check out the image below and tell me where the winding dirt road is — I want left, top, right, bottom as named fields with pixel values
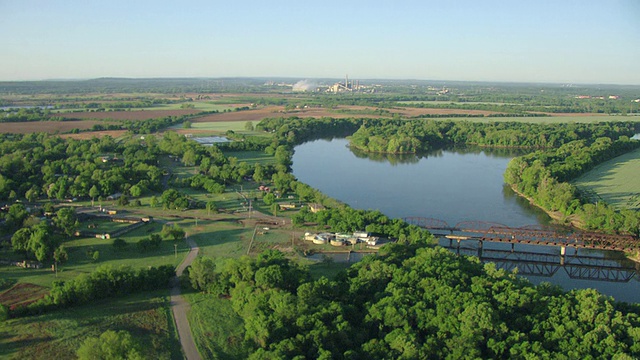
left=170, top=238, right=202, bottom=360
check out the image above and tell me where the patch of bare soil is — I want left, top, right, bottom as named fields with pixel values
left=0, top=283, right=49, bottom=308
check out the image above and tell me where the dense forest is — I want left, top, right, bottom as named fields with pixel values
left=346, top=119, right=638, bottom=154
left=189, top=245, right=640, bottom=359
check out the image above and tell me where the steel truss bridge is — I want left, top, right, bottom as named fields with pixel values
left=403, top=217, right=640, bottom=252
left=442, top=245, right=638, bottom=282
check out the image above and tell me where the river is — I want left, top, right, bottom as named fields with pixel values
left=292, top=138, right=640, bottom=303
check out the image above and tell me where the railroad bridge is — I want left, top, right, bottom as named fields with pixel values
left=403, top=217, right=640, bottom=253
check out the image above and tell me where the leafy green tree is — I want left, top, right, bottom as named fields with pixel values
left=53, top=207, right=79, bottom=237
left=162, top=224, right=185, bottom=242
left=182, top=149, right=197, bottom=166
left=113, top=238, right=127, bottom=251
left=263, top=192, right=275, bottom=206
left=89, top=185, right=100, bottom=206
left=25, top=187, right=39, bottom=203
left=245, top=121, right=254, bottom=131
left=117, top=195, right=129, bottom=206
left=271, top=172, right=296, bottom=195
left=53, top=245, right=68, bottom=264
left=11, top=227, right=32, bottom=253
left=76, top=330, right=143, bottom=360
left=5, top=203, right=29, bottom=230
left=189, top=256, right=216, bottom=292
left=206, top=200, right=217, bottom=215
left=253, top=163, right=265, bottom=183
left=129, top=185, right=142, bottom=198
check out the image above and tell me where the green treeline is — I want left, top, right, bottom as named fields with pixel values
left=293, top=206, right=432, bottom=244
left=190, top=247, right=640, bottom=359
left=346, top=119, right=637, bottom=153
left=8, top=264, right=175, bottom=317
left=257, top=116, right=362, bottom=145
left=504, top=136, right=640, bottom=235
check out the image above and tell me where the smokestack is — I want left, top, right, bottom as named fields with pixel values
left=346, top=74, right=349, bottom=89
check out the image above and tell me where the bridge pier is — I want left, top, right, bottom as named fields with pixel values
left=511, top=243, right=515, bottom=253
left=560, top=246, right=566, bottom=266
left=477, top=240, right=483, bottom=258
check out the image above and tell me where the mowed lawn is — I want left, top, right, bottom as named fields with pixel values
left=573, top=147, right=640, bottom=210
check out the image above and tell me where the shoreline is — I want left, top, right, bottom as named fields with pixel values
left=508, top=185, right=640, bottom=263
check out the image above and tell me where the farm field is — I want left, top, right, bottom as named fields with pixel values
left=0, top=290, right=181, bottom=360
left=170, top=121, right=253, bottom=134
left=222, top=150, right=276, bottom=165
left=572, top=147, right=640, bottom=210
left=141, top=103, right=235, bottom=112
left=0, top=120, right=121, bottom=134
left=53, top=109, right=201, bottom=120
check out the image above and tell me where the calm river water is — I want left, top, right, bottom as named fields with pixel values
left=292, top=138, right=640, bottom=303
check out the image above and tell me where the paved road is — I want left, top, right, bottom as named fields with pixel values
left=170, top=237, right=202, bottom=360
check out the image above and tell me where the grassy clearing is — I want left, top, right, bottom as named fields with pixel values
left=223, top=150, right=275, bottom=165
left=185, top=293, right=250, bottom=360
left=0, top=290, right=181, bottom=360
left=0, top=218, right=190, bottom=289
left=572, top=147, right=640, bottom=210
left=185, top=219, right=251, bottom=260
left=184, top=121, right=250, bottom=133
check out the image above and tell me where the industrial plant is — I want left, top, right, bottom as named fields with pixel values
left=327, top=75, right=365, bottom=93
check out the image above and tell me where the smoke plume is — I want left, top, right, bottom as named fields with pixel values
left=292, top=80, right=316, bottom=92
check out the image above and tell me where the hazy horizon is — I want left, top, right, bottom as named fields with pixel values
left=2, top=1, right=639, bottom=85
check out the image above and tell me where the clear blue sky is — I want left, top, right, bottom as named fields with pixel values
left=1, top=0, right=639, bottom=84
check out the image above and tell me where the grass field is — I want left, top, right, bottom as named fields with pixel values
left=572, top=147, right=640, bottom=210
left=175, top=121, right=252, bottom=133
left=142, top=103, right=235, bottom=112
left=0, top=219, right=190, bottom=288
left=0, top=290, right=181, bottom=360
left=222, top=150, right=275, bottom=165
left=185, top=293, right=250, bottom=359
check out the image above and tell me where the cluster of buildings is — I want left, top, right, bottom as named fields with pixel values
left=575, top=95, right=621, bottom=100
left=303, top=231, right=382, bottom=247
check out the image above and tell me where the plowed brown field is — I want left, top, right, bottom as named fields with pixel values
left=0, top=120, right=119, bottom=134
left=54, top=109, right=201, bottom=120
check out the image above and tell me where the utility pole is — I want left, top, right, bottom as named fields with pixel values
left=174, top=243, right=178, bottom=258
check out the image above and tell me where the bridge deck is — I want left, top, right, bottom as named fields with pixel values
left=404, top=217, right=640, bottom=252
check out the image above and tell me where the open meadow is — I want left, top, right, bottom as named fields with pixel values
left=0, top=215, right=190, bottom=288
left=0, top=290, right=181, bottom=360
left=573, top=147, right=640, bottom=210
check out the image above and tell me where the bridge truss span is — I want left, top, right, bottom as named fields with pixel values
left=406, top=216, right=640, bottom=252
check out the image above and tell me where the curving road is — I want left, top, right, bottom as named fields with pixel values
left=170, top=237, right=202, bottom=360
